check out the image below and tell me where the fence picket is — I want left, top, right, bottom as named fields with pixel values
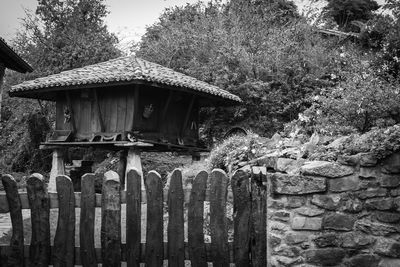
left=210, top=169, right=229, bottom=267
left=27, top=173, right=50, bottom=267
left=145, top=171, right=163, bottom=267
left=53, top=175, right=75, bottom=267
left=126, top=169, right=141, bottom=267
left=232, top=170, right=251, bottom=267
left=167, top=169, right=185, bottom=267
left=188, top=171, right=208, bottom=267
left=1, top=174, right=24, bottom=267
left=101, top=171, right=121, bottom=267
left=251, top=167, right=267, bottom=267
left=80, top=173, right=97, bottom=267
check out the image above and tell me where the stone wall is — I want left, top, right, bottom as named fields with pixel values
left=259, top=151, right=400, bottom=266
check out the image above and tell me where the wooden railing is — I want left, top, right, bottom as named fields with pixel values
left=0, top=167, right=267, bottom=266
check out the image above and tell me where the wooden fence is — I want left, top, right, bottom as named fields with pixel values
left=0, top=167, right=267, bottom=267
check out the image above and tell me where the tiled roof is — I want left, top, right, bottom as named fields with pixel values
left=10, top=56, right=241, bottom=103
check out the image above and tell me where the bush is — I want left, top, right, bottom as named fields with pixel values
left=207, top=133, right=264, bottom=173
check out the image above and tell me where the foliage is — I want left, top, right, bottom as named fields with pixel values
left=207, top=133, right=264, bottom=173
left=340, top=124, right=400, bottom=159
left=284, top=41, right=400, bottom=136
left=323, top=0, right=380, bottom=31
left=0, top=0, right=121, bottom=174
left=137, top=0, right=342, bottom=140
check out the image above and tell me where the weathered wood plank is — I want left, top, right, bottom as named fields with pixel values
left=109, top=95, right=118, bottom=133
left=1, top=174, right=24, bottom=267
left=132, top=86, right=139, bottom=131
left=116, top=93, right=127, bottom=132
left=101, top=171, right=121, bottom=267
left=188, top=171, right=208, bottom=267
left=251, top=167, right=267, bottom=267
left=145, top=171, right=163, bottom=267
left=167, top=169, right=185, bottom=267
left=126, top=169, right=141, bottom=267
left=180, top=95, right=196, bottom=137
left=80, top=173, right=97, bottom=267
left=210, top=169, right=229, bottom=267
left=125, top=90, right=135, bottom=131
left=93, top=90, right=104, bottom=132
left=27, top=173, right=50, bottom=267
left=231, top=170, right=251, bottom=266
left=53, top=175, right=75, bottom=267
left=65, top=92, right=76, bottom=133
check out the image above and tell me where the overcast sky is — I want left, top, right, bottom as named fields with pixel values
left=0, top=0, right=207, bottom=44
left=0, top=0, right=387, bottom=47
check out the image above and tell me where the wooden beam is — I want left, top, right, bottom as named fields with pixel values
left=159, top=91, right=173, bottom=132
left=0, top=64, right=5, bottom=122
left=180, top=95, right=196, bottom=137
left=93, top=89, right=105, bottom=132
left=132, top=85, right=139, bottom=131
left=65, top=92, right=76, bottom=133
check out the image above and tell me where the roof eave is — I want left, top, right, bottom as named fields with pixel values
left=0, top=39, right=33, bottom=73
left=9, top=79, right=242, bottom=106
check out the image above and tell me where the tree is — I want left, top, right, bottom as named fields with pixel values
left=0, top=0, right=121, bottom=173
left=137, top=0, right=340, bottom=140
left=15, top=0, right=121, bottom=77
left=323, top=0, right=380, bottom=31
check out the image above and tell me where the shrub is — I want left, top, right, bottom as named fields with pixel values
left=207, top=133, right=264, bottom=173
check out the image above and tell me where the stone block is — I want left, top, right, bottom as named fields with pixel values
left=270, top=233, right=282, bottom=248
left=272, top=256, right=302, bottom=266
left=341, top=197, right=363, bottom=213
left=355, top=219, right=399, bottom=236
left=375, top=239, right=400, bottom=258
left=276, top=158, right=305, bottom=175
left=284, top=232, right=309, bottom=245
left=291, top=216, right=323, bottom=231
left=375, top=211, right=400, bottom=224
left=346, top=254, right=380, bottom=267
left=301, top=161, right=354, bottom=178
left=358, top=188, right=387, bottom=199
left=270, top=221, right=289, bottom=234
left=382, top=152, right=400, bottom=174
left=311, top=194, right=341, bottom=211
left=313, top=233, right=340, bottom=248
left=286, top=196, right=306, bottom=208
left=271, top=210, right=291, bottom=222
left=271, top=173, right=326, bottom=195
left=337, top=154, right=360, bottom=166
left=254, top=154, right=278, bottom=169
left=304, top=248, right=346, bottom=266
left=323, top=213, right=356, bottom=231
left=329, top=175, right=360, bottom=192
left=294, top=207, right=325, bottom=217
left=365, top=198, right=394, bottom=210
left=381, top=174, right=400, bottom=188
left=341, top=232, right=375, bottom=249
left=360, top=153, right=379, bottom=167
left=390, top=189, right=400, bottom=197
left=360, top=166, right=381, bottom=179
left=274, top=245, right=301, bottom=257
left=379, top=258, right=400, bottom=267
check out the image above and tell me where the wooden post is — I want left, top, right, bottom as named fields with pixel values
left=125, top=148, right=144, bottom=191
left=0, top=63, right=5, bottom=122
left=48, top=149, right=65, bottom=192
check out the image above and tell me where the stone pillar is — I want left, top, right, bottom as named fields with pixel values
left=48, top=149, right=65, bottom=192
left=125, top=148, right=144, bottom=191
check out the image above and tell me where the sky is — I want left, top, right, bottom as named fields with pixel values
left=0, top=0, right=387, bottom=49
left=0, top=0, right=207, bottom=44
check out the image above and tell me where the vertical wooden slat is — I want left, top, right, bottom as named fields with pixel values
left=210, top=169, right=229, bottom=267
left=232, top=170, right=251, bottom=266
left=251, top=168, right=267, bottom=267
left=80, top=173, right=97, bottom=267
left=125, top=91, right=135, bottom=131
left=145, top=171, right=163, bottom=267
left=1, top=174, right=24, bottom=267
left=188, top=171, right=208, bottom=267
left=116, top=93, right=127, bottom=132
left=126, top=169, right=141, bottom=267
left=53, top=175, right=75, bottom=267
left=167, top=169, right=185, bottom=267
left=101, top=171, right=121, bottom=267
left=109, top=96, right=118, bottom=133
left=27, top=173, right=50, bottom=267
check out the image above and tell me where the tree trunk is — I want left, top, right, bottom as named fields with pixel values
left=0, top=64, right=5, bottom=122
